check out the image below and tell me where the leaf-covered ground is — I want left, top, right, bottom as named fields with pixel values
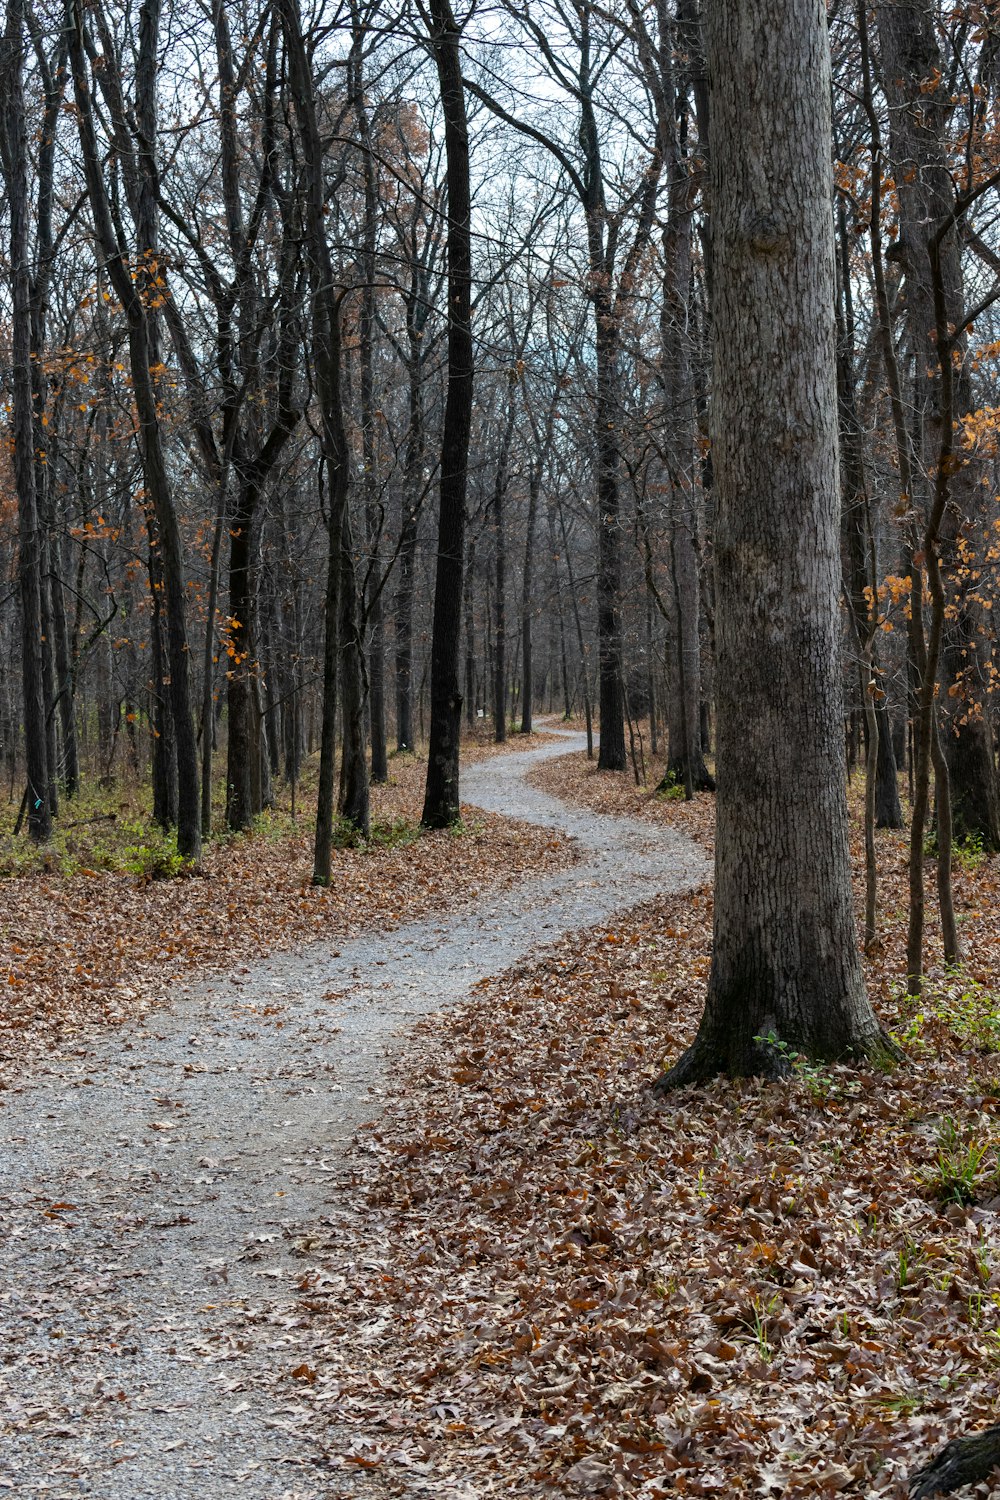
left=288, top=749, right=1000, bottom=1497
left=0, top=737, right=573, bottom=1076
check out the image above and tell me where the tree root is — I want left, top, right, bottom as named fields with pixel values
left=652, top=1023, right=902, bottom=1096
left=910, top=1424, right=1000, bottom=1497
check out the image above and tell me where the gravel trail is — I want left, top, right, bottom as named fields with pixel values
left=0, top=730, right=709, bottom=1499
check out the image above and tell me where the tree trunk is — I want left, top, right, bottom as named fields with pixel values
left=394, top=491, right=419, bottom=751
left=593, top=292, right=626, bottom=772
left=338, top=503, right=369, bottom=832
left=660, top=74, right=713, bottom=794
left=278, top=0, right=367, bottom=863
left=352, top=29, right=387, bottom=785
left=0, top=0, right=50, bottom=841
left=313, top=470, right=341, bottom=883
left=69, top=0, right=201, bottom=859
left=492, top=387, right=516, bottom=743
left=657, top=0, right=896, bottom=1089
left=911, top=1425, right=1000, bottom=1499
left=148, top=543, right=177, bottom=831
left=520, top=460, right=540, bottom=734
left=421, top=0, right=473, bottom=828
left=878, top=0, right=1000, bottom=850
left=225, top=482, right=256, bottom=832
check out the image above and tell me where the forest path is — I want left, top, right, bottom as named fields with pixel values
left=0, top=727, right=709, bottom=1499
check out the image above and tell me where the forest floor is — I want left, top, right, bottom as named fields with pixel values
left=0, top=725, right=707, bottom=1498
left=3, top=729, right=1000, bottom=1497
left=283, top=743, right=1000, bottom=1499
left=0, top=727, right=573, bottom=1075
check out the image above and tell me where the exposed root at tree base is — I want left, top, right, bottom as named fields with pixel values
left=652, top=1023, right=903, bottom=1095
left=910, top=1424, right=1000, bottom=1497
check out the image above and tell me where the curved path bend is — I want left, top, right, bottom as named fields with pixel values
left=0, top=728, right=709, bottom=1499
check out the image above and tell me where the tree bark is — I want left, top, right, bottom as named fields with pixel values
left=492, top=382, right=517, bottom=743
left=0, top=0, right=50, bottom=841
left=657, top=0, right=896, bottom=1089
left=69, top=0, right=201, bottom=859
left=278, top=0, right=368, bottom=863
left=421, top=0, right=473, bottom=827
left=878, top=0, right=1000, bottom=851
left=910, top=1424, right=1000, bottom=1498
left=520, top=459, right=541, bottom=734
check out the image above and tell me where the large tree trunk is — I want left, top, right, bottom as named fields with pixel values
left=658, top=0, right=896, bottom=1090
left=421, top=0, right=473, bottom=828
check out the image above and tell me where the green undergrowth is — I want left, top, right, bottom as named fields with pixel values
left=0, top=769, right=311, bottom=880
left=892, top=969, right=1000, bottom=1054
left=656, top=768, right=686, bottom=801
left=331, top=813, right=421, bottom=851
left=0, top=748, right=486, bottom=877
left=921, top=1115, right=1000, bottom=1206
left=922, top=828, right=988, bottom=872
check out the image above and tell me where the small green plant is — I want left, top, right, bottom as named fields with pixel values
left=918, top=824, right=985, bottom=865
left=367, top=816, right=421, bottom=850
left=753, top=1031, right=834, bottom=1099
left=741, top=1293, right=780, bottom=1363
left=953, top=830, right=986, bottom=872
left=656, top=769, right=685, bottom=801
left=897, top=1235, right=926, bottom=1290
left=873, top=1389, right=923, bottom=1416
left=974, top=1234, right=992, bottom=1284
left=446, top=816, right=485, bottom=839
left=121, top=826, right=191, bottom=880
left=923, top=1115, right=995, bottom=1205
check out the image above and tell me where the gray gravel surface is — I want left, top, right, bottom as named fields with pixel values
left=0, top=729, right=709, bottom=1499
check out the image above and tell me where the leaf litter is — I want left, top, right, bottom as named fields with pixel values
left=281, top=746, right=1000, bottom=1498
left=0, top=743, right=573, bottom=1079
left=4, top=731, right=1000, bottom=1496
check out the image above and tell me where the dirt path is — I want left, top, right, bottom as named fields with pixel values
left=0, top=729, right=709, bottom=1499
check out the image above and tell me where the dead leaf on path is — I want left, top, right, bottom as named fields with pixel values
left=563, top=1455, right=614, bottom=1491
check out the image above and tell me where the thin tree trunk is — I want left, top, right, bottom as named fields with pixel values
left=278, top=0, right=368, bottom=861
left=421, top=0, right=473, bottom=827
left=69, top=0, right=201, bottom=858
left=0, top=0, right=49, bottom=841
left=520, top=462, right=540, bottom=735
